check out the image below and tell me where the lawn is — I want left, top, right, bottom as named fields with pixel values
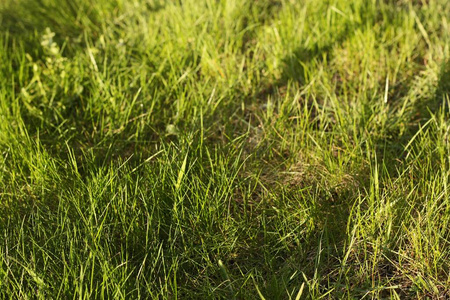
left=0, top=0, right=449, bottom=298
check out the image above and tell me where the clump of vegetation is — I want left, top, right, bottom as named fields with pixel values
left=0, top=0, right=449, bottom=298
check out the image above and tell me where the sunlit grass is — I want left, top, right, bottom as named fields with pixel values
left=0, top=0, right=449, bottom=298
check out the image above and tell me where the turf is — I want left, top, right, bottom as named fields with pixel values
left=0, top=0, right=449, bottom=298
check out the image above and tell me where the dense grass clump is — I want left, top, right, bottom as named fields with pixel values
left=0, top=0, right=449, bottom=298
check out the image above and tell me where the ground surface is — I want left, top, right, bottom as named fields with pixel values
left=0, top=0, right=449, bottom=298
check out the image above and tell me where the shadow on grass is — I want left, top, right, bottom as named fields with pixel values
left=240, top=10, right=450, bottom=296
left=429, top=60, right=450, bottom=114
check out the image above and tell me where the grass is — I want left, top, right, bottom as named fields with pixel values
left=0, top=0, right=449, bottom=298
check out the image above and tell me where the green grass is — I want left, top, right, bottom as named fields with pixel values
left=0, top=0, right=449, bottom=298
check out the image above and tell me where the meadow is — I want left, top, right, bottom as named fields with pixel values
left=0, top=0, right=449, bottom=298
